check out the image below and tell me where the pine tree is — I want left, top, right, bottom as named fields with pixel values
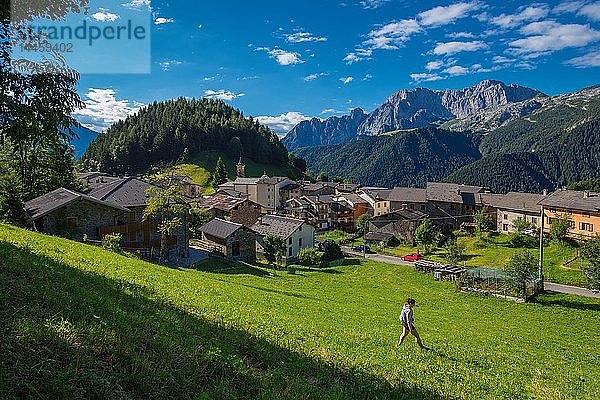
left=212, top=157, right=228, bottom=188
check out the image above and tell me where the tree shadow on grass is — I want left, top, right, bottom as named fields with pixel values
left=536, top=293, right=600, bottom=312
left=192, top=258, right=270, bottom=277
left=0, top=242, right=449, bottom=400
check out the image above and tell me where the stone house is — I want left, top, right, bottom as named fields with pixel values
left=368, top=208, right=428, bottom=245
left=218, top=174, right=293, bottom=212
left=26, top=187, right=130, bottom=241
left=198, top=218, right=256, bottom=262
left=251, top=214, right=315, bottom=260
left=358, top=188, right=392, bottom=217
left=200, top=193, right=261, bottom=227
left=425, top=182, right=491, bottom=232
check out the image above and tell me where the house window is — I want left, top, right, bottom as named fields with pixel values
left=289, top=237, right=292, bottom=245
left=503, top=214, right=508, bottom=220
left=299, top=238, right=303, bottom=247
left=503, top=224, right=509, bottom=231
left=129, top=230, right=136, bottom=242
left=288, top=247, right=293, bottom=256
left=583, top=212, right=590, bottom=218
left=421, top=205, right=426, bottom=211
left=580, top=222, right=594, bottom=232
left=569, top=220, right=575, bottom=229
left=299, top=224, right=302, bottom=231
left=129, top=212, right=136, bottom=222
left=67, top=217, right=77, bottom=228
left=531, top=217, right=538, bottom=225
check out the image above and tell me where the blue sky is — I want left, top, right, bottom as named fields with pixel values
left=71, top=0, right=600, bottom=135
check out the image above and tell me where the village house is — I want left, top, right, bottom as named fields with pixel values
left=367, top=208, right=428, bottom=245
left=387, top=187, right=428, bottom=213
left=333, top=193, right=371, bottom=221
left=251, top=214, right=315, bottom=260
left=539, top=190, right=600, bottom=240
left=218, top=174, right=293, bottom=212
left=425, top=182, right=491, bottom=232
left=358, top=188, right=392, bottom=217
left=200, top=192, right=261, bottom=227
left=483, top=192, right=546, bottom=234
left=27, top=176, right=190, bottom=259
left=197, top=218, right=256, bottom=262
left=26, top=187, right=130, bottom=241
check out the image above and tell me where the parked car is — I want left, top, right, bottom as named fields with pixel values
left=351, top=244, right=373, bottom=254
left=401, top=252, right=422, bottom=262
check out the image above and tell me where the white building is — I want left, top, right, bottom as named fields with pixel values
left=251, top=214, right=315, bottom=260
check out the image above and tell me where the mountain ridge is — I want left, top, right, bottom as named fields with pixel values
left=283, top=80, right=545, bottom=149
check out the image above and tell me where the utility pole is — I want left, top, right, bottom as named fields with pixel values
left=539, top=205, right=545, bottom=291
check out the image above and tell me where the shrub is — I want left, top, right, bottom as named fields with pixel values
left=415, top=219, right=440, bottom=254
left=549, top=214, right=572, bottom=244
left=102, top=233, right=122, bottom=252
left=287, top=265, right=297, bottom=275
left=298, top=247, right=321, bottom=267
left=505, top=250, right=537, bottom=300
left=321, top=240, right=343, bottom=262
left=581, top=236, right=600, bottom=291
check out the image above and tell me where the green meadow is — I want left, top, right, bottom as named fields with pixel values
left=1, top=224, right=599, bottom=399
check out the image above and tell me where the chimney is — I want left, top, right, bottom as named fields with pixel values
left=542, top=189, right=548, bottom=196
left=583, top=191, right=590, bottom=199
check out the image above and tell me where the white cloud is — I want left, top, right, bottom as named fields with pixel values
left=74, top=88, right=144, bottom=132
left=418, top=2, right=482, bottom=26
left=159, top=60, right=182, bottom=71
left=566, top=50, right=600, bottom=67
left=91, top=10, right=119, bottom=22
left=304, top=72, right=328, bottom=81
left=321, top=108, right=344, bottom=114
left=553, top=1, right=587, bottom=14
left=446, top=31, right=476, bottom=39
left=255, top=112, right=312, bottom=136
left=154, top=17, right=174, bottom=25
left=491, top=5, right=550, bottom=28
left=579, top=2, right=600, bottom=21
left=343, top=48, right=372, bottom=64
left=410, top=73, right=443, bottom=83
left=122, top=0, right=150, bottom=10
left=510, top=21, right=600, bottom=56
left=425, top=60, right=444, bottom=70
left=443, top=65, right=469, bottom=75
left=203, top=90, right=245, bottom=101
left=366, top=19, right=421, bottom=50
left=340, top=76, right=354, bottom=84
left=286, top=32, right=327, bottom=43
left=492, top=55, right=515, bottom=64
left=363, top=73, right=374, bottom=80
left=256, top=47, right=304, bottom=65
left=360, top=0, right=390, bottom=9
left=433, top=40, right=488, bottom=55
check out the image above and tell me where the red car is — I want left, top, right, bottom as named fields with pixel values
left=401, top=252, right=422, bottom=262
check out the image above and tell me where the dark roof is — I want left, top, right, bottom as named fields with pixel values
left=335, top=183, right=361, bottom=192
left=25, top=188, right=129, bottom=220
left=280, top=182, right=302, bottom=191
left=337, top=194, right=369, bottom=205
left=302, top=182, right=336, bottom=192
left=372, top=208, right=428, bottom=221
left=217, top=188, right=249, bottom=198
left=231, top=177, right=261, bottom=185
left=199, top=218, right=244, bottom=240
left=426, top=182, right=489, bottom=205
left=363, top=188, right=392, bottom=201
left=486, top=192, right=546, bottom=214
left=365, top=232, right=395, bottom=241
left=251, top=215, right=305, bottom=239
left=202, top=193, right=257, bottom=212
left=258, top=176, right=290, bottom=185
left=88, top=177, right=152, bottom=207
left=387, top=187, right=427, bottom=203
left=538, top=190, right=600, bottom=212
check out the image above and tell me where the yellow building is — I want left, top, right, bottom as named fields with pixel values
left=539, top=190, right=600, bottom=240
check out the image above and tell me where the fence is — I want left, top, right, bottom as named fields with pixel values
left=456, top=267, right=543, bottom=302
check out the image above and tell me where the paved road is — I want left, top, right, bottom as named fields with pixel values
left=344, top=247, right=600, bottom=299
left=544, top=282, right=600, bottom=298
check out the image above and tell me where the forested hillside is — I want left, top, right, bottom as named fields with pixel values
left=81, top=98, right=292, bottom=174
left=447, top=99, right=600, bottom=192
left=295, top=128, right=481, bottom=187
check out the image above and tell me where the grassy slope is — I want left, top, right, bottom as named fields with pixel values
left=381, top=234, right=585, bottom=287
left=172, top=150, right=299, bottom=195
left=1, top=225, right=600, bottom=399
